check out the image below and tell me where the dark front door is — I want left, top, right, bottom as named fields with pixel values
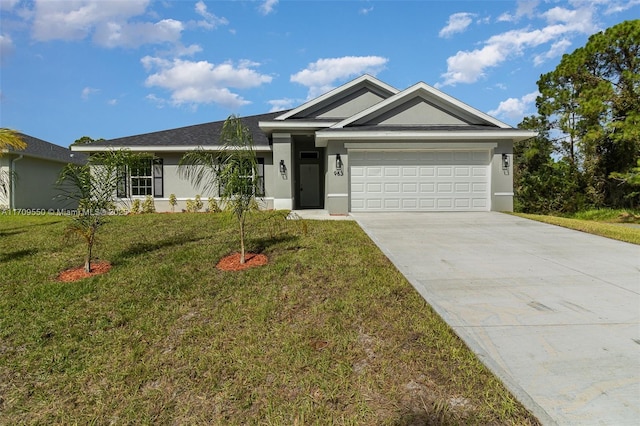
left=296, top=148, right=324, bottom=209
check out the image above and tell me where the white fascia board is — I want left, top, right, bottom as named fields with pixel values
left=71, top=145, right=273, bottom=153
left=332, top=82, right=513, bottom=129
left=258, top=120, right=336, bottom=133
left=345, top=142, right=498, bottom=151
left=317, top=129, right=537, bottom=143
left=274, top=74, right=399, bottom=121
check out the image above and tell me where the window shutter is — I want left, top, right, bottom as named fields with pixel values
left=153, top=158, right=163, bottom=198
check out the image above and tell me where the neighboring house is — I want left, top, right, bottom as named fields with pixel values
left=0, top=134, right=87, bottom=210
left=72, top=75, right=536, bottom=214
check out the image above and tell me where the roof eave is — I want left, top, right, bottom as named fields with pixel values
left=315, top=130, right=537, bottom=143
left=258, top=120, right=337, bottom=134
left=71, top=145, right=273, bottom=153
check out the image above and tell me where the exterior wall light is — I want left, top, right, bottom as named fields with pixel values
left=279, top=159, right=287, bottom=175
left=502, top=153, right=509, bottom=170
left=334, top=153, right=344, bottom=176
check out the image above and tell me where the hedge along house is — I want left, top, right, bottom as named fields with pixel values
left=72, top=75, right=536, bottom=214
left=1, top=134, right=87, bottom=210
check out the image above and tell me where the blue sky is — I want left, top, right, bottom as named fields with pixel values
left=1, top=0, right=639, bottom=147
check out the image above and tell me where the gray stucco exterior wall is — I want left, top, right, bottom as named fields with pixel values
left=325, top=141, right=349, bottom=215
left=11, top=156, right=73, bottom=210
left=272, top=133, right=293, bottom=210
left=491, top=140, right=514, bottom=212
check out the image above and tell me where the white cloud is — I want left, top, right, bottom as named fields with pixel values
left=439, top=3, right=600, bottom=87
left=533, top=38, right=572, bottom=66
left=267, top=98, right=296, bottom=113
left=291, top=56, right=388, bottom=99
left=359, top=6, right=374, bottom=15
left=81, top=86, right=99, bottom=100
left=0, top=34, right=14, bottom=61
left=194, top=1, right=228, bottom=29
left=93, top=18, right=183, bottom=48
left=498, top=0, right=539, bottom=22
left=439, top=12, right=475, bottom=38
left=602, top=0, right=640, bottom=14
left=489, top=91, right=539, bottom=121
left=31, top=0, right=150, bottom=42
left=142, top=57, right=272, bottom=109
left=107, top=98, right=118, bottom=106
left=259, top=0, right=278, bottom=16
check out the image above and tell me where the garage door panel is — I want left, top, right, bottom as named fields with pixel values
left=367, top=167, right=383, bottom=177
left=438, top=167, right=453, bottom=177
left=455, top=183, right=470, bottom=193
left=350, top=150, right=489, bottom=212
left=437, top=182, right=453, bottom=193
left=384, top=167, right=400, bottom=177
left=366, top=183, right=382, bottom=193
left=420, top=167, right=435, bottom=176
left=455, top=198, right=471, bottom=208
left=402, top=183, right=418, bottom=193
left=419, top=199, right=436, bottom=209
left=402, top=167, right=418, bottom=177
left=472, top=167, right=487, bottom=177
left=384, top=183, right=400, bottom=193
left=420, top=183, right=435, bottom=193
left=401, top=199, right=418, bottom=209
left=385, top=199, right=401, bottom=209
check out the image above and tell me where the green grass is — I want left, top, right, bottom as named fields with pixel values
left=514, top=209, right=640, bottom=245
left=1, top=212, right=539, bottom=425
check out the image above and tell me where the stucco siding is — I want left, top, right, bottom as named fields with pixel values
left=324, top=141, right=349, bottom=214
left=371, top=98, right=468, bottom=126
left=491, top=140, right=514, bottom=211
left=120, top=152, right=275, bottom=213
left=13, top=156, right=72, bottom=209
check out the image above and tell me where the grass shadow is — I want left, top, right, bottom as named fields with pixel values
left=0, top=248, right=39, bottom=263
left=0, top=229, right=26, bottom=238
left=249, top=234, right=300, bottom=254
left=113, top=234, right=208, bottom=264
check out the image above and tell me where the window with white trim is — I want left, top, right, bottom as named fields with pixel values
left=217, top=157, right=264, bottom=197
left=117, top=158, right=163, bottom=198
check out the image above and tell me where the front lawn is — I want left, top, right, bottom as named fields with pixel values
left=514, top=210, right=640, bottom=245
left=0, top=212, right=538, bottom=424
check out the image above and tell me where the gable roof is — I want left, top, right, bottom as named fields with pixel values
left=72, top=111, right=285, bottom=152
left=332, top=82, right=511, bottom=129
left=6, top=134, right=87, bottom=164
left=275, top=74, right=398, bottom=121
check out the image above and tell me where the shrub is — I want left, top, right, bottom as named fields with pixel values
left=142, top=195, right=155, bottom=214
left=208, top=197, right=221, bottom=213
left=130, top=198, right=141, bottom=214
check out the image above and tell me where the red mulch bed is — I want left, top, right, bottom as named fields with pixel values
left=216, top=252, right=268, bottom=271
left=57, top=261, right=112, bottom=282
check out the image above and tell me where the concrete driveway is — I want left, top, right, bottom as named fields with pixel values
left=352, top=212, right=640, bottom=426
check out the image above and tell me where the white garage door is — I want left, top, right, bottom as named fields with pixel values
left=350, top=150, right=490, bottom=212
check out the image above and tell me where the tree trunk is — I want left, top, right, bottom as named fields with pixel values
left=85, top=234, right=94, bottom=273
left=239, top=216, right=245, bottom=264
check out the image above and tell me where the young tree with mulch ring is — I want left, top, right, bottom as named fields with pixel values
left=179, top=115, right=260, bottom=264
left=57, top=149, right=150, bottom=273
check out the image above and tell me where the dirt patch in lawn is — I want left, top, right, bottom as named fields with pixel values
left=57, top=261, right=112, bottom=282
left=216, top=252, right=268, bottom=271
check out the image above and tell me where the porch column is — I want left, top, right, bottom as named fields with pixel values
left=325, top=141, right=349, bottom=215
left=272, top=133, right=293, bottom=210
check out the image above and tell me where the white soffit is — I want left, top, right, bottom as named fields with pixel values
left=345, top=142, right=498, bottom=151
left=316, top=129, right=537, bottom=143
left=332, top=82, right=513, bottom=129
left=275, top=74, right=399, bottom=121
left=71, top=145, right=273, bottom=152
